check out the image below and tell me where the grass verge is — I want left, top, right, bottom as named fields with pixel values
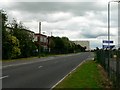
left=54, top=60, right=112, bottom=89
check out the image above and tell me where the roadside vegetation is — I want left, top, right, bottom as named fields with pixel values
left=1, top=10, right=86, bottom=60
left=54, top=60, right=112, bottom=89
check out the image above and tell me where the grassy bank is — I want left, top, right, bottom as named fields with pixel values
left=54, top=60, right=112, bottom=89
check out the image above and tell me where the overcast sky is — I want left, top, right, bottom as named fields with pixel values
left=0, top=0, right=119, bottom=49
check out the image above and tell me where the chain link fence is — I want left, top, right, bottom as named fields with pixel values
left=95, top=49, right=120, bottom=88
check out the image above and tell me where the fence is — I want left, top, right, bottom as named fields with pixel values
left=95, top=49, right=120, bottom=88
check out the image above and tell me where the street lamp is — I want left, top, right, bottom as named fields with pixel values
left=108, top=0, right=120, bottom=77
left=39, top=22, right=41, bottom=58
left=108, top=0, right=120, bottom=49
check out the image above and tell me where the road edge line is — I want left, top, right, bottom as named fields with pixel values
left=51, top=59, right=88, bottom=89
left=0, top=75, right=9, bottom=80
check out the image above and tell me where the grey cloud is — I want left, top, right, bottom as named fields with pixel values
left=79, top=29, right=116, bottom=38
left=82, top=33, right=107, bottom=38
left=6, top=2, right=106, bottom=16
left=5, top=2, right=117, bottom=25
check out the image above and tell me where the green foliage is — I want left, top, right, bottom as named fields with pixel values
left=8, top=35, right=19, bottom=46
left=11, top=46, right=21, bottom=58
left=1, top=10, right=8, bottom=41
left=9, top=35, right=21, bottom=59
left=54, top=37, right=64, bottom=51
left=61, top=37, right=70, bottom=53
left=3, top=34, right=21, bottom=59
left=0, top=10, right=8, bottom=27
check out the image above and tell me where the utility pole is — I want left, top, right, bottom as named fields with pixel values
left=118, top=1, right=120, bottom=49
left=51, top=32, right=52, bottom=36
left=39, top=22, right=41, bottom=58
left=107, top=1, right=110, bottom=77
left=108, top=1, right=120, bottom=87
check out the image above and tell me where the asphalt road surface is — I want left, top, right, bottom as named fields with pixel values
left=2, top=52, right=93, bottom=88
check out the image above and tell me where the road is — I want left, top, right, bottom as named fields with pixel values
left=2, top=52, right=93, bottom=88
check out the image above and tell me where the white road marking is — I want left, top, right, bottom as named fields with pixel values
left=0, top=75, right=9, bottom=80
left=38, top=66, right=43, bottom=68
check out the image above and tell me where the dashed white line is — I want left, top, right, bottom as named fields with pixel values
left=38, top=66, right=43, bottom=68
left=0, top=75, right=9, bottom=80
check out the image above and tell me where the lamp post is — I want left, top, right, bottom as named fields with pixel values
left=107, top=0, right=120, bottom=79
left=39, top=22, right=41, bottom=58
left=108, top=0, right=120, bottom=49
left=108, top=1, right=120, bottom=48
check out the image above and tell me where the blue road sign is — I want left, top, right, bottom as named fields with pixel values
left=103, top=45, right=115, bottom=49
left=103, top=40, right=113, bottom=43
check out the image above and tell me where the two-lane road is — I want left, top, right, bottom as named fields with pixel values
left=2, top=52, right=93, bottom=88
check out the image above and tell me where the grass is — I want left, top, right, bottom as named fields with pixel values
left=54, top=60, right=112, bottom=89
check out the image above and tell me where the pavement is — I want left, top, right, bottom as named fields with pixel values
left=2, top=52, right=93, bottom=88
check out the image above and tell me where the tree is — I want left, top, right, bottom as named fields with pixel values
left=2, top=34, right=21, bottom=59
left=48, top=36, right=55, bottom=52
left=53, top=37, right=64, bottom=53
left=0, top=10, right=7, bottom=27
left=1, top=10, right=10, bottom=59
left=1, top=10, right=8, bottom=41
left=48, top=36, right=85, bottom=54
left=69, top=42, right=76, bottom=53
left=9, top=19, right=37, bottom=57
left=62, top=37, right=70, bottom=53
left=8, top=35, right=21, bottom=59
left=1, top=10, right=21, bottom=59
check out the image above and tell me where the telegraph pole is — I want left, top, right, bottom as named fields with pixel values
left=107, top=1, right=120, bottom=87
left=118, top=1, right=120, bottom=49
left=107, top=1, right=110, bottom=77
left=39, top=22, right=41, bottom=58
left=51, top=32, right=52, bottom=36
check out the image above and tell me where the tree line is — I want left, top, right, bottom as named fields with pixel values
left=48, top=36, right=86, bottom=54
left=1, top=10, right=86, bottom=60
